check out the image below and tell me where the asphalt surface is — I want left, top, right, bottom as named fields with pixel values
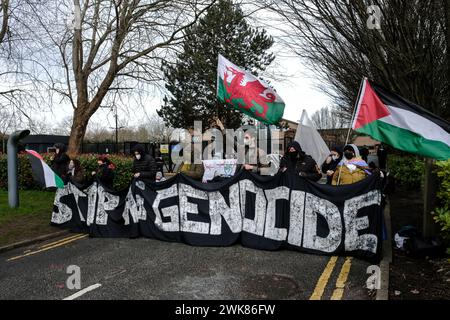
left=0, top=234, right=373, bottom=300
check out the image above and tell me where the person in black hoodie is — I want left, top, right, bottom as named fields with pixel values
left=91, top=155, right=115, bottom=189
left=66, top=158, right=86, bottom=185
left=279, top=141, right=322, bottom=182
left=321, top=145, right=343, bottom=185
left=51, top=143, right=70, bottom=180
left=132, top=144, right=158, bottom=183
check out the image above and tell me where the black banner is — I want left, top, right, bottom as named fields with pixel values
left=52, top=170, right=384, bottom=262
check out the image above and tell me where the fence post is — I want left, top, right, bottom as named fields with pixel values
left=423, top=158, right=438, bottom=237
left=7, top=130, right=30, bottom=208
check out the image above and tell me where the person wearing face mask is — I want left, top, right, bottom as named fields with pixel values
left=321, top=146, right=343, bottom=185
left=241, top=130, right=271, bottom=175
left=66, top=158, right=85, bottom=185
left=50, top=143, right=70, bottom=180
left=91, top=155, right=115, bottom=189
left=332, top=144, right=371, bottom=186
left=279, top=141, right=322, bottom=182
left=132, top=144, right=158, bottom=183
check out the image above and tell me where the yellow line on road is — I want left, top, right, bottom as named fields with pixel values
left=7, top=234, right=88, bottom=262
left=38, top=234, right=87, bottom=249
left=309, top=256, right=338, bottom=300
left=330, top=257, right=353, bottom=300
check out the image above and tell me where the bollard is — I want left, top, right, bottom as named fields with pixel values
left=7, top=130, right=30, bottom=208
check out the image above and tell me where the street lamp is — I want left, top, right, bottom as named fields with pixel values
left=110, top=111, right=125, bottom=154
left=100, top=105, right=125, bottom=154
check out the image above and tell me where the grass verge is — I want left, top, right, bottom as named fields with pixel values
left=0, top=190, right=60, bottom=247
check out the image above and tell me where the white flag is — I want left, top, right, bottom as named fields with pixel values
left=295, top=110, right=330, bottom=165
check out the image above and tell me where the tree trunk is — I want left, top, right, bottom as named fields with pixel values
left=67, top=105, right=90, bottom=156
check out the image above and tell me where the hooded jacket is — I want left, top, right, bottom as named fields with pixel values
left=132, top=144, right=158, bottom=182
left=51, top=143, right=70, bottom=180
left=280, top=141, right=322, bottom=182
left=321, top=146, right=343, bottom=185
left=332, top=144, right=370, bottom=186
left=95, top=160, right=115, bottom=189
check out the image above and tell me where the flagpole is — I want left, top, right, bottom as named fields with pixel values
left=344, top=77, right=366, bottom=146
left=337, top=77, right=366, bottom=186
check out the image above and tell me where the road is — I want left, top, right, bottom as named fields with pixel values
left=0, top=233, right=373, bottom=300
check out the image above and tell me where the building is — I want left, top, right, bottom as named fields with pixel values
left=21, top=135, right=69, bottom=153
left=278, top=119, right=350, bottom=149
left=18, top=134, right=158, bottom=155
left=278, top=118, right=378, bottom=151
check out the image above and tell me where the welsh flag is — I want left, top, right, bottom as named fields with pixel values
left=217, top=54, right=285, bottom=125
left=352, top=79, right=450, bottom=160
left=26, top=150, right=65, bottom=188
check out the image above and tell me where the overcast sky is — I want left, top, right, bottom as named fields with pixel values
left=12, top=4, right=333, bottom=132
left=264, top=55, right=332, bottom=123
left=37, top=49, right=332, bottom=132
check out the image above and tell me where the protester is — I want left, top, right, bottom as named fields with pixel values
left=175, top=127, right=205, bottom=181
left=91, top=155, right=115, bottom=189
left=50, top=143, right=70, bottom=180
left=360, top=146, right=369, bottom=163
left=132, top=144, right=158, bottom=183
left=66, top=159, right=85, bottom=185
left=376, top=143, right=388, bottom=170
left=155, top=171, right=166, bottom=182
left=241, top=130, right=272, bottom=175
left=321, top=145, right=343, bottom=185
left=279, top=141, right=322, bottom=182
left=155, top=150, right=165, bottom=174
left=178, top=160, right=205, bottom=181
left=332, top=144, right=370, bottom=186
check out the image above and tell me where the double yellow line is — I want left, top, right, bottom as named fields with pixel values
left=7, top=233, right=88, bottom=262
left=309, top=256, right=353, bottom=300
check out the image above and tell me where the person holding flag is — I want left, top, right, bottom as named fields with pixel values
left=332, top=144, right=370, bottom=186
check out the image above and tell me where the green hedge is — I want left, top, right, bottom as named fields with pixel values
left=433, top=160, right=450, bottom=248
left=0, top=153, right=134, bottom=191
left=387, top=155, right=425, bottom=189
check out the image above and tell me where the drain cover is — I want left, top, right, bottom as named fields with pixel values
left=240, top=274, right=300, bottom=299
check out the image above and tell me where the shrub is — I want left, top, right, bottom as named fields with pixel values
left=433, top=160, right=450, bottom=252
left=0, top=153, right=135, bottom=191
left=0, top=153, right=41, bottom=190
left=387, top=155, right=425, bottom=189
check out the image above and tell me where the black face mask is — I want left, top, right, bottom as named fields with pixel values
left=289, top=152, right=298, bottom=161
left=344, top=151, right=354, bottom=160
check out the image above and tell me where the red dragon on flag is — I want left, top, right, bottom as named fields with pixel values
left=217, top=54, right=285, bottom=125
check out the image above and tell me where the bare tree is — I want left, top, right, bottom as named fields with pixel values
left=19, top=0, right=217, bottom=155
left=0, top=0, right=9, bottom=45
left=311, top=106, right=348, bottom=130
left=265, top=0, right=449, bottom=121
left=141, top=112, right=173, bottom=143
left=84, top=112, right=172, bottom=143
left=0, top=0, right=57, bottom=134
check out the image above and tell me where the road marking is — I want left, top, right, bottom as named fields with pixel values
left=331, top=257, right=353, bottom=300
left=38, top=234, right=87, bottom=249
left=309, top=256, right=338, bottom=300
left=7, top=234, right=88, bottom=262
left=63, top=283, right=102, bottom=300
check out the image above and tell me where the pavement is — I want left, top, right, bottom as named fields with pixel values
left=0, top=234, right=375, bottom=300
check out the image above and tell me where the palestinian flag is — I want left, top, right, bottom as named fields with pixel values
left=352, top=79, right=450, bottom=160
left=26, top=150, right=65, bottom=188
left=217, top=54, right=285, bottom=125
